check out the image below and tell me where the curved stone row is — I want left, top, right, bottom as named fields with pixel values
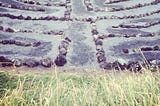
left=0, top=2, right=45, bottom=12
left=0, top=39, right=41, bottom=47
left=122, top=45, right=160, bottom=54
left=97, top=33, right=155, bottom=39
left=16, top=0, right=66, bottom=7
left=0, top=56, right=52, bottom=67
left=95, top=9, right=160, bottom=21
left=95, top=0, right=160, bottom=12
left=113, top=20, right=160, bottom=29
left=0, top=13, right=72, bottom=21
left=0, top=8, right=159, bottom=22
left=104, top=0, right=130, bottom=4
left=0, top=37, right=71, bottom=68
left=54, top=37, right=71, bottom=66
left=0, top=25, right=64, bottom=35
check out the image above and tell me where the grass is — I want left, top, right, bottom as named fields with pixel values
left=0, top=68, right=160, bottom=106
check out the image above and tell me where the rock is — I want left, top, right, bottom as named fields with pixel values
left=24, top=43, right=32, bottom=47
left=96, top=45, right=103, bottom=51
left=33, top=41, right=41, bottom=47
left=91, top=30, right=99, bottom=35
left=65, top=37, right=71, bottom=42
left=59, top=48, right=67, bottom=56
left=141, top=47, right=153, bottom=51
left=15, top=41, right=24, bottom=46
left=25, top=16, right=32, bottom=20
left=24, top=59, right=39, bottom=67
left=41, top=58, right=53, bottom=68
left=8, top=40, right=15, bottom=44
left=5, top=28, right=14, bottom=32
left=59, top=41, right=69, bottom=50
left=0, top=26, right=3, bottom=30
left=97, top=55, right=106, bottom=63
left=54, top=54, right=67, bottom=66
left=2, top=40, right=9, bottom=44
left=112, top=61, right=125, bottom=70
left=123, top=49, right=129, bottom=54
left=17, top=15, right=24, bottom=19
left=12, top=59, right=22, bottom=67
left=108, top=34, right=115, bottom=37
left=127, top=61, right=142, bottom=72
left=150, top=60, right=160, bottom=65
left=95, top=39, right=103, bottom=46
left=0, top=56, right=12, bottom=67
left=100, top=62, right=112, bottom=70
left=28, top=1, right=35, bottom=4
left=153, top=45, right=159, bottom=51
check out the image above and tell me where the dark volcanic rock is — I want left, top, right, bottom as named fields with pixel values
left=0, top=26, right=3, bottom=30
left=0, top=56, right=12, bottom=67
left=54, top=54, right=67, bottom=66
left=100, top=62, right=112, bottom=70
left=123, top=49, right=129, bottom=54
left=112, top=61, right=126, bottom=70
left=33, top=42, right=41, bottom=47
left=97, top=54, right=106, bottom=63
left=141, top=47, right=153, bottom=51
left=153, top=46, right=160, bottom=51
left=5, top=28, right=14, bottom=32
left=127, top=61, right=142, bottom=72
left=41, top=58, right=53, bottom=68
left=12, top=59, right=22, bottom=67
left=95, top=39, right=103, bottom=46
left=24, top=59, right=39, bottom=67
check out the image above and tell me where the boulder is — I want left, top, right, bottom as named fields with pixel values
left=127, top=61, right=142, bottom=72
left=2, top=40, right=10, bottom=44
left=54, top=54, right=67, bottom=66
left=5, top=28, right=14, bottom=32
left=24, top=59, right=39, bottom=67
left=95, top=39, right=103, bottom=46
left=65, top=37, right=71, bottom=42
left=123, top=49, right=129, bottom=54
left=0, top=56, right=12, bottom=67
left=100, top=62, right=112, bottom=70
left=41, top=58, right=53, bottom=68
left=112, top=61, right=126, bottom=70
left=153, top=45, right=159, bottom=51
left=33, top=41, right=41, bottom=47
left=12, top=59, right=22, bottom=67
left=91, top=30, right=99, bottom=35
left=0, top=26, right=3, bottom=30
left=97, top=55, right=106, bottom=63
left=59, top=48, right=67, bottom=56
left=141, top=47, right=153, bottom=51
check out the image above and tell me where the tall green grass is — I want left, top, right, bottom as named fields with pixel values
left=0, top=69, right=160, bottom=106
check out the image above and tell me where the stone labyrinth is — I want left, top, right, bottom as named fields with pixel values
left=0, top=0, right=160, bottom=71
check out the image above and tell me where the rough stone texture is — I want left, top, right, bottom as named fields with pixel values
left=0, top=0, right=160, bottom=70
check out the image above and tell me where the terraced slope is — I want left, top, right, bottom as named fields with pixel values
left=0, top=0, right=160, bottom=70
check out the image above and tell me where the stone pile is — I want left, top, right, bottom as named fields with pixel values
left=113, top=20, right=160, bottom=29
left=55, top=37, right=71, bottom=66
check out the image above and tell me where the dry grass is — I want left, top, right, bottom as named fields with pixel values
left=0, top=68, right=160, bottom=106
